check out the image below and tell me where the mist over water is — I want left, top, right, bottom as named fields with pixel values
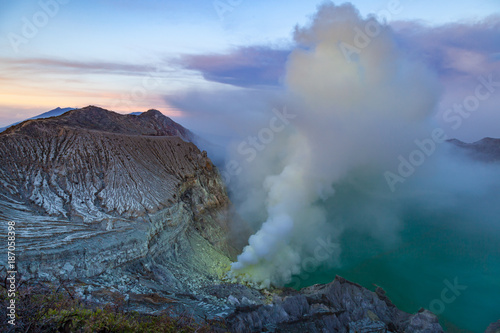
left=227, top=139, right=500, bottom=330
left=174, top=3, right=500, bottom=331
left=292, top=152, right=500, bottom=331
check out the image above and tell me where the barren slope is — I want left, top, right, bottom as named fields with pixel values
left=0, top=106, right=234, bottom=282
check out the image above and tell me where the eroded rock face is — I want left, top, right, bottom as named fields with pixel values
left=224, top=276, right=443, bottom=333
left=0, top=106, right=234, bottom=281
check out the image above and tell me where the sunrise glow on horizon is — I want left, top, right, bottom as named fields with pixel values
left=0, top=0, right=499, bottom=141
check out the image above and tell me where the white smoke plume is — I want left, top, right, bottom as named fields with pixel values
left=228, top=2, right=443, bottom=288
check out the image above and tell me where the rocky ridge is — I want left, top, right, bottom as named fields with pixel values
left=222, top=276, right=443, bottom=332
left=448, top=137, right=500, bottom=162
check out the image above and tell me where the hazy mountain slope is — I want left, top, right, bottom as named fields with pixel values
left=0, top=107, right=74, bottom=132
left=448, top=137, right=500, bottom=162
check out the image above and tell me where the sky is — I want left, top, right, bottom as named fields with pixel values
left=0, top=0, right=499, bottom=141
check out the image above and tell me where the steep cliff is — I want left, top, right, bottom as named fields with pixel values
left=0, top=106, right=235, bottom=284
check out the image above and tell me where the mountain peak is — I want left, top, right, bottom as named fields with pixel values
left=143, top=109, right=163, bottom=116
left=140, top=109, right=170, bottom=120
left=77, top=105, right=111, bottom=113
left=3, top=106, right=194, bottom=142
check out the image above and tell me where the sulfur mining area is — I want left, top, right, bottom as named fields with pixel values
left=0, top=106, right=454, bottom=332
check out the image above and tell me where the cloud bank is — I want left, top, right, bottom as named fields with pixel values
left=172, top=11, right=500, bottom=142
left=178, top=46, right=290, bottom=88
left=167, top=2, right=500, bottom=292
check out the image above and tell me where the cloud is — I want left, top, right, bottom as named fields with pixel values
left=0, top=57, right=169, bottom=77
left=169, top=14, right=500, bottom=143
left=172, top=14, right=500, bottom=91
left=388, top=16, right=500, bottom=141
left=177, top=46, right=290, bottom=88
left=392, top=15, right=500, bottom=82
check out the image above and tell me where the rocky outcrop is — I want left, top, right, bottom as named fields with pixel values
left=223, top=276, right=443, bottom=333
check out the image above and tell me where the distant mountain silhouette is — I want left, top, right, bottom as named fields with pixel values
left=0, top=107, right=74, bottom=132
left=448, top=137, right=500, bottom=162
